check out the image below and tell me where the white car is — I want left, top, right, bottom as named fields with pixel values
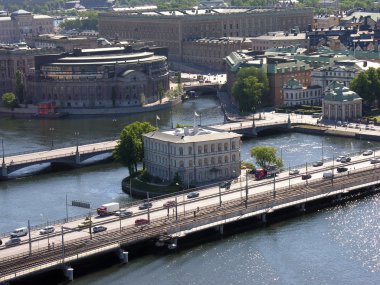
left=336, top=156, right=345, bottom=162
left=39, top=226, right=55, bottom=235
left=289, top=169, right=299, bottom=175
left=363, top=150, right=374, bottom=156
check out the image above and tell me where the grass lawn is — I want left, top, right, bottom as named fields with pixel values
left=131, top=178, right=180, bottom=193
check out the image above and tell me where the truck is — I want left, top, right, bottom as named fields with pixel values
left=97, top=202, right=120, bottom=216
left=254, top=165, right=279, bottom=180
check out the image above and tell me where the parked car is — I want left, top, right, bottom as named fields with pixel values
left=355, top=124, right=360, bottom=129
left=363, top=150, right=374, bottom=156
left=337, top=167, right=348, bottom=173
left=302, top=174, right=311, bottom=180
left=135, top=219, right=149, bottom=226
left=337, top=121, right=342, bottom=126
left=312, top=161, right=323, bottom=167
left=220, top=180, right=232, bottom=189
left=93, top=226, right=107, bottom=233
left=370, top=158, right=380, bottom=164
left=323, top=171, right=333, bottom=179
left=187, top=192, right=199, bottom=199
left=336, top=156, right=345, bottom=162
left=114, top=208, right=127, bottom=216
left=138, top=202, right=153, bottom=210
left=119, top=210, right=133, bottom=218
left=289, top=169, right=299, bottom=175
left=5, top=237, right=21, bottom=247
left=39, top=226, right=55, bottom=235
left=163, top=200, right=177, bottom=208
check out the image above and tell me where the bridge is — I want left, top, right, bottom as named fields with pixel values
left=1, top=152, right=380, bottom=283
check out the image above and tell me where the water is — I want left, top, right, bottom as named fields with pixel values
left=1, top=96, right=380, bottom=284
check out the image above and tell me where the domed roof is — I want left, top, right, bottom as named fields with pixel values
left=285, top=77, right=301, bottom=88
left=11, top=9, right=31, bottom=16
left=324, top=81, right=362, bottom=102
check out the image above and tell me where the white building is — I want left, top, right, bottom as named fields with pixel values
left=250, top=31, right=309, bottom=52
left=283, top=78, right=322, bottom=106
left=311, top=65, right=357, bottom=91
left=143, top=127, right=241, bottom=186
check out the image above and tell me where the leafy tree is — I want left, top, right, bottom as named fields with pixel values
left=15, top=70, right=24, bottom=104
left=59, top=10, right=99, bottom=31
left=113, top=121, right=157, bottom=175
left=250, top=146, right=283, bottom=169
left=2, top=92, right=17, bottom=109
left=232, top=67, right=269, bottom=112
left=349, top=68, right=380, bottom=107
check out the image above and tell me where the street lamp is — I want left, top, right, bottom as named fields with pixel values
left=112, top=118, right=117, bottom=140
left=74, top=131, right=79, bottom=154
left=49, top=127, right=55, bottom=149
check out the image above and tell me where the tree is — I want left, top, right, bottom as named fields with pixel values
left=113, top=122, right=157, bottom=175
left=232, top=67, right=269, bottom=112
left=250, top=146, right=283, bottom=169
left=2, top=92, right=17, bottom=109
left=349, top=68, right=380, bottom=107
left=15, top=70, right=24, bottom=105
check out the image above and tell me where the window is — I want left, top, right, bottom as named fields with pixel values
left=225, top=156, right=229, bottom=163
left=232, top=154, right=236, bottom=161
left=211, top=157, right=215, bottom=165
left=198, top=159, right=202, bottom=166
left=204, top=145, right=208, bottom=153
left=179, top=147, right=183, bottom=155
left=211, top=144, right=215, bottom=152
left=188, top=146, right=192, bottom=155
left=198, top=146, right=202, bottom=154
left=224, top=143, right=228, bottom=151
left=189, top=160, right=193, bottom=167
left=232, top=141, right=236, bottom=150
left=180, top=160, right=184, bottom=167
left=218, top=156, right=222, bottom=164
left=204, top=158, right=208, bottom=165
left=218, top=143, right=222, bottom=152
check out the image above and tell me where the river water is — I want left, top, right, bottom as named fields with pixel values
left=1, top=96, right=379, bottom=284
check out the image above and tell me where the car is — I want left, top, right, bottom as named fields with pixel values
left=342, top=122, right=348, bottom=127
left=39, top=226, right=55, bottom=235
left=0, top=239, right=2, bottom=246
left=138, top=202, right=153, bottom=210
left=312, top=161, right=323, bottom=167
left=78, top=217, right=92, bottom=228
left=5, top=237, right=21, bottom=247
left=10, top=227, right=28, bottom=238
left=370, top=125, right=376, bottom=131
left=114, top=208, right=127, bottom=216
left=119, top=210, right=133, bottom=218
left=370, top=158, right=380, bottom=164
left=163, top=200, right=177, bottom=208
left=363, top=150, right=374, bottom=156
left=365, top=125, right=370, bottom=130
left=340, top=156, right=351, bottom=163
left=323, top=171, right=333, bottom=179
left=220, top=180, right=232, bottom=189
left=337, top=167, right=348, bottom=173
left=92, top=226, right=107, bottom=233
left=302, top=173, right=311, bottom=180
left=289, top=169, right=299, bottom=175
left=336, top=156, right=345, bottom=162
left=337, top=121, right=342, bottom=126
left=348, top=123, right=354, bottom=128
left=187, top=192, right=199, bottom=199
left=355, top=124, right=360, bottom=129
left=135, top=219, right=149, bottom=226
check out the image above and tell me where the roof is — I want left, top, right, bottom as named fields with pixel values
left=323, top=81, right=362, bottom=102
left=143, top=128, right=241, bottom=143
left=11, top=9, right=31, bottom=16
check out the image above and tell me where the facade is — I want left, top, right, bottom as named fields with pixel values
left=99, top=7, right=313, bottom=61
left=322, top=81, right=362, bottom=121
left=250, top=31, right=309, bottom=51
left=182, top=37, right=251, bottom=71
left=30, top=46, right=169, bottom=108
left=0, top=10, right=53, bottom=44
left=143, top=127, right=241, bottom=185
left=311, top=65, right=357, bottom=90
left=25, top=34, right=100, bottom=51
left=313, top=15, right=339, bottom=30
left=283, top=78, right=322, bottom=106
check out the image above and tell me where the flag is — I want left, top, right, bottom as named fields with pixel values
left=194, top=111, right=199, bottom=117
left=156, top=115, right=160, bottom=120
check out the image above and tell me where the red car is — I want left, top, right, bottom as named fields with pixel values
left=135, top=219, right=149, bottom=226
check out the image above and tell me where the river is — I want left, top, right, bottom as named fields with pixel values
left=0, top=96, right=379, bottom=284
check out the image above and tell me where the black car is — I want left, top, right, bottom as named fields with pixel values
left=220, top=180, right=232, bottom=189
left=92, top=226, right=107, bottom=233
left=337, top=167, right=348, bottom=173
left=187, top=192, right=199, bottom=199
left=312, top=161, right=323, bottom=167
left=138, top=202, right=153, bottom=210
left=302, top=174, right=311, bottom=180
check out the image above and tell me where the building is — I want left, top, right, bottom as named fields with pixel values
left=283, top=78, right=322, bottom=106
left=143, top=126, right=241, bottom=185
left=311, top=65, right=357, bottom=90
left=182, top=37, right=251, bottom=71
left=25, top=34, right=100, bottom=51
left=30, top=46, right=169, bottom=108
left=322, top=81, right=362, bottom=121
left=99, top=7, right=313, bottom=61
left=0, top=10, right=53, bottom=44
left=250, top=31, right=309, bottom=51
left=313, top=15, right=339, bottom=30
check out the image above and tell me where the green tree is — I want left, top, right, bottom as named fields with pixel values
left=350, top=69, right=379, bottom=106
left=250, top=146, right=283, bottom=169
left=15, top=70, right=24, bottom=104
left=232, top=67, right=269, bottom=112
left=113, top=122, right=157, bottom=175
left=2, top=92, right=17, bottom=109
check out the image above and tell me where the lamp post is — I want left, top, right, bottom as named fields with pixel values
left=112, top=118, right=117, bottom=140
left=74, top=131, right=79, bottom=154
left=40, top=213, right=50, bottom=248
left=49, top=127, right=55, bottom=149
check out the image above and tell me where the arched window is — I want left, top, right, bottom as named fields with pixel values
left=224, top=143, right=228, bottom=151
left=218, top=156, right=222, bottom=164
left=179, top=147, right=183, bottom=155
left=198, top=146, right=202, bottom=154
left=211, top=144, right=215, bottom=152
left=204, top=145, right=208, bottom=153
left=225, top=156, right=229, bottom=163
left=218, top=143, right=222, bottom=152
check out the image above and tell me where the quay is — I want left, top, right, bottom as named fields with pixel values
left=0, top=158, right=380, bottom=283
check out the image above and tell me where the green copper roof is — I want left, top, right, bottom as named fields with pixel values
left=324, top=81, right=362, bottom=102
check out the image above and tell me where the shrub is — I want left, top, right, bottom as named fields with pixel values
left=140, top=169, right=153, bottom=182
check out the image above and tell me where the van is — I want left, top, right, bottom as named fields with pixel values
left=10, top=227, right=28, bottom=238
left=323, top=171, right=333, bottom=179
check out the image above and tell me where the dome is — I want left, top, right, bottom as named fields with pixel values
left=324, top=81, right=362, bottom=102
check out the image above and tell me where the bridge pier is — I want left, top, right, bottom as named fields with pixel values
left=219, top=224, right=224, bottom=235
left=118, top=250, right=129, bottom=264
left=75, top=150, right=81, bottom=164
left=1, top=161, right=7, bottom=179
left=63, top=265, right=74, bottom=282
left=261, top=214, right=267, bottom=223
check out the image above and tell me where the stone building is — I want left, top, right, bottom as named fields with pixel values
left=0, top=10, right=53, bottom=44
left=250, top=31, right=309, bottom=51
left=143, top=127, right=241, bottom=186
left=30, top=46, right=169, bottom=108
left=99, top=7, right=313, bottom=61
left=283, top=78, right=322, bottom=106
left=322, top=81, right=362, bottom=121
